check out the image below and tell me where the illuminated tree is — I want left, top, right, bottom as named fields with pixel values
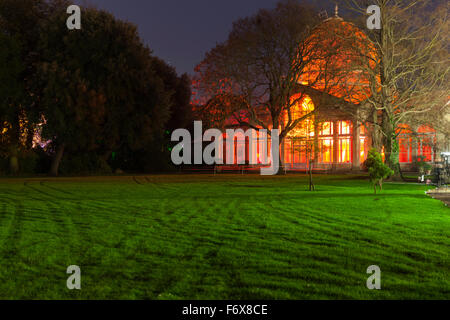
left=338, top=0, right=449, bottom=173
left=194, top=0, right=327, bottom=174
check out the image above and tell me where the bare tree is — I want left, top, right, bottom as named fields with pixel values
left=336, top=0, right=450, bottom=173
left=193, top=1, right=328, bottom=174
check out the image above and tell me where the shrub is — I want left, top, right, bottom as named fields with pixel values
left=59, top=153, right=112, bottom=175
left=0, top=156, right=8, bottom=175
left=364, top=148, right=394, bottom=194
left=18, top=151, right=39, bottom=175
left=416, top=155, right=433, bottom=174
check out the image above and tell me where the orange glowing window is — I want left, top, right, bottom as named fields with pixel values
left=319, top=138, right=333, bottom=163
left=284, top=140, right=292, bottom=164
left=285, top=95, right=315, bottom=138
left=319, top=122, right=333, bottom=136
left=398, top=138, right=412, bottom=163
left=360, top=137, right=369, bottom=162
left=420, top=144, right=433, bottom=162
left=338, top=121, right=352, bottom=135
left=293, top=142, right=301, bottom=163
left=396, top=124, right=413, bottom=163
left=339, top=138, right=351, bottom=163
left=417, top=125, right=436, bottom=162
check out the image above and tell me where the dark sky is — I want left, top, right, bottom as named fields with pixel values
left=74, top=0, right=335, bottom=75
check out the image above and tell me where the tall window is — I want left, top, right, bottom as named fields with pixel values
left=284, top=139, right=292, bottom=164
left=339, top=121, right=351, bottom=135
left=417, top=125, right=436, bottom=162
left=360, top=124, right=369, bottom=162
left=339, top=138, right=351, bottom=163
left=318, top=122, right=334, bottom=163
left=338, top=121, right=352, bottom=163
left=397, top=124, right=413, bottom=163
left=283, top=94, right=315, bottom=165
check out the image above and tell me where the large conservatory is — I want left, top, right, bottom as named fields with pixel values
left=220, top=10, right=445, bottom=172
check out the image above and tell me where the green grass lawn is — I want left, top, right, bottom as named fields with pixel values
left=0, top=174, right=448, bottom=299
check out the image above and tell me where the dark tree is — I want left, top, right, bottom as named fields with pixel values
left=0, top=0, right=46, bottom=173
left=37, top=3, right=173, bottom=175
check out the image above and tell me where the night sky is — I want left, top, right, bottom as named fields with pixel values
left=74, top=0, right=336, bottom=75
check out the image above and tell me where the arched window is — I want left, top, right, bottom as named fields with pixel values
left=417, top=125, right=436, bottom=162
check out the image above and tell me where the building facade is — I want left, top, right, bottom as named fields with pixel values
left=219, top=12, right=446, bottom=172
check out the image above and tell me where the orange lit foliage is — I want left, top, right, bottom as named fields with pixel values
left=191, top=72, right=247, bottom=128
left=280, top=19, right=379, bottom=165
left=300, top=18, right=377, bottom=104
left=0, top=113, right=32, bottom=149
left=192, top=60, right=249, bottom=128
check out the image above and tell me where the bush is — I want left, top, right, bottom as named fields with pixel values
left=416, top=155, right=433, bottom=174
left=364, top=148, right=394, bottom=194
left=33, top=147, right=52, bottom=174
left=0, top=156, right=8, bottom=175
left=59, top=153, right=112, bottom=175
left=113, top=144, right=176, bottom=173
left=0, top=149, right=50, bottom=176
left=18, top=151, right=39, bottom=174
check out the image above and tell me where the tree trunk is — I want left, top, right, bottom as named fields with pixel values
left=49, top=144, right=65, bottom=176
left=384, top=128, right=401, bottom=181
left=276, top=145, right=284, bottom=175
left=273, top=115, right=284, bottom=175
left=370, top=109, right=383, bottom=152
left=309, top=159, right=315, bottom=191
left=8, top=115, right=21, bottom=175
left=9, top=144, right=19, bottom=175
